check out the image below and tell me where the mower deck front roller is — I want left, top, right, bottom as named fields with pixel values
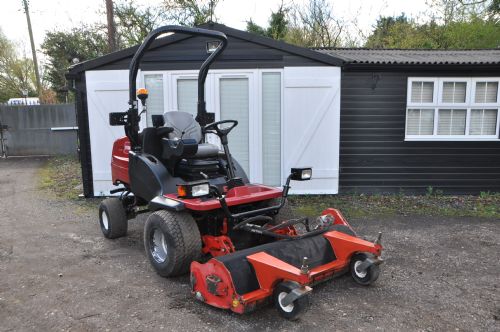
left=144, top=210, right=201, bottom=277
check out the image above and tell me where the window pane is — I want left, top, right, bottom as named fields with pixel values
left=470, top=109, right=498, bottom=135
left=407, top=109, right=434, bottom=135
left=437, top=109, right=466, bottom=135
left=220, top=77, right=249, bottom=176
left=475, top=82, right=498, bottom=103
left=442, top=82, right=466, bottom=103
left=411, top=81, right=434, bottom=103
left=177, top=79, right=197, bottom=117
left=262, top=73, right=281, bottom=186
left=144, top=74, right=164, bottom=126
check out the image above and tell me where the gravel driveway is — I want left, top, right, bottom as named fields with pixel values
left=0, top=158, right=498, bottom=331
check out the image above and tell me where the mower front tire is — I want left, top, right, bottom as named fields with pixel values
left=350, top=253, right=380, bottom=286
left=273, top=281, right=310, bottom=320
left=99, top=198, right=128, bottom=239
left=144, top=210, right=201, bottom=277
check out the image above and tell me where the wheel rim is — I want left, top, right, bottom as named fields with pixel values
left=101, top=211, right=109, bottom=230
left=150, top=228, right=168, bottom=263
left=278, top=292, right=294, bottom=313
left=354, top=260, right=368, bottom=278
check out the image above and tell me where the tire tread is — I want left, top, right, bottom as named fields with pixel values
left=99, top=198, right=127, bottom=239
left=145, top=210, right=201, bottom=277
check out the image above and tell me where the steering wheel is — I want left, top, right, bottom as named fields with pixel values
left=204, top=120, right=238, bottom=137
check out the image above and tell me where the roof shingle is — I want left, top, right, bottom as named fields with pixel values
left=314, top=48, right=500, bottom=65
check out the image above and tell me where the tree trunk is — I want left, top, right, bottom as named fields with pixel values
left=106, top=0, right=117, bottom=52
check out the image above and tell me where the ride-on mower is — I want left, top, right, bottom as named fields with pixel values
left=99, top=25, right=383, bottom=320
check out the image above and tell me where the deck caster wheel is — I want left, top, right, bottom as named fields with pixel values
left=99, top=198, right=128, bottom=239
left=350, top=253, right=380, bottom=286
left=144, top=210, right=201, bottom=277
left=273, top=281, right=310, bottom=320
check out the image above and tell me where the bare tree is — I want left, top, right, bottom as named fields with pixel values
left=114, top=1, right=169, bottom=47
left=163, top=0, right=221, bottom=26
left=426, top=0, right=498, bottom=23
left=288, top=0, right=344, bottom=48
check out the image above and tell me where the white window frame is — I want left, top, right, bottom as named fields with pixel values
left=170, top=72, right=201, bottom=118
left=214, top=71, right=257, bottom=180
left=259, top=69, right=284, bottom=187
left=471, top=77, right=500, bottom=106
left=438, top=78, right=471, bottom=106
left=140, top=68, right=285, bottom=185
left=405, top=77, right=500, bottom=141
left=407, top=77, right=438, bottom=106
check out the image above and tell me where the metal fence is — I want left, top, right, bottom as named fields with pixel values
left=0, top=104, right=77, bottom=156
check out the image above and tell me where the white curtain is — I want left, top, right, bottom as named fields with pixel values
left=262, top=72, right=281, bottom=186
left=407, top=109, right=434, bottom=135
left=220, top=78, right=250, bottom=175
left=144, top=74, right=164, bottom=126
left=442, top=82, right=467, bottom=103
left=411, top=81, right=434, bottom=103
left=470, top=109, right=498, bottom=135
left=177, top=79, right=197, bottom=117
left=475, top=82, right=498, bottom=103
left=437, top=109, right=466, bottom=135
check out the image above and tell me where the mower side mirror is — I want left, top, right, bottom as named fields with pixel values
left=290, top=167, right=312, bottom=181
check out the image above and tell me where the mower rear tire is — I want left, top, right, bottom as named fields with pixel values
left=144, top=210, right=201, bottom=277
left=273, top=281, right=310, bottom=320
left=350, top=253, right=380, bottom=286
left=99, top=198, right=128, bottom=239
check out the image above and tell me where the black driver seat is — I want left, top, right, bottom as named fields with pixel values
left=163, top=112, right=222, bottom=179
left=163, top=112, right=219, bottom=158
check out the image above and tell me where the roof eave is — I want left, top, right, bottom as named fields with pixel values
left=67, top=23, right=345, bottom=77
left=67, top=33, right=193, bottom=75
left=343, top=62, right=500, bottom=71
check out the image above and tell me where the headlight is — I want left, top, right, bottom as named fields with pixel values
left=290, top=167, right=313, bottom=181
left=177, top=181, right=210, bottom=198
left=191, top=183, right=210, bottom=197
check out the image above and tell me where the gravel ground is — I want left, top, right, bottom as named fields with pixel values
left=0, top=157, right=499, bottom=331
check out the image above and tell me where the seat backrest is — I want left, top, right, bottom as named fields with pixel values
left=163, top=112, right=202, bottom=143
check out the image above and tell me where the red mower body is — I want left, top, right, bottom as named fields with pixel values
left=111, top=136, right=283, bottom=209
left=111, top=136, right=131, bottom=185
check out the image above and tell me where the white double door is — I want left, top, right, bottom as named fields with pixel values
left=141, top=69, right=283, bottom=186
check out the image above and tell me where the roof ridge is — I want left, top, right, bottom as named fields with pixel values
left=312, top=47, right=500, bottom=51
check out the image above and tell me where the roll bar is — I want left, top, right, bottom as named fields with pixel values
left=125, top=25, right=228, bottom=149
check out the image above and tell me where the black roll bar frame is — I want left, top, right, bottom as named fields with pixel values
left=126, top=25, right=228, bottom=149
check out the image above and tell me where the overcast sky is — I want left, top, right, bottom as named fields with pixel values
left=1, top=0, right=430, bottom=56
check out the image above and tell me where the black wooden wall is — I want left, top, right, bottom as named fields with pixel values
left=339, top=67, right=500, bottom=194
left=95, top=35, right=323, bottom=71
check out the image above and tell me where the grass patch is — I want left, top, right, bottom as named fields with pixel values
left=38, top=156, right=99, bottom=211
left=38, top=156, right=500, bottom=219
left=39, top=156, right=82, bottom=200
left=289, top=192, right=500, bottom=219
